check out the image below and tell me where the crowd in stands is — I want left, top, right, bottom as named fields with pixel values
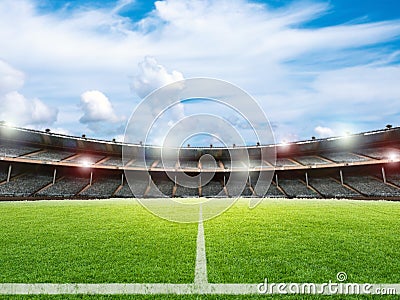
left=309, top=177, right=359, bottom=198
left=0, top=145, right=38, bottom=157
left=387, top=174, right=400, bottom=186
left=294, top=156, right=328, bottom=165
left=200, top=159, right=219, bottom=170
left=37, top=177, right=89, bottom=198
left=321, top=152, right=367, bottom=163
left=146, top=179, right=174, bottom=197
left=201, top=181, right=225, bottom=197
left=0, top=174, right=52, bottom=197
left=178, top=160, right=199, bottom=169
left=279, top=179, right=320, bottom=198
left=274, top=158, right=299, bottom=167
left=28, top=150, right=73, bottom=162
left=80, top=178, right=121, bottom=198
left=356, top=148, right=400, bottom=160
left=345, top=176, right=400, bottom=197
left=100, top=157, right=123, bottom=167
left=120, top=179, right=148, bottom=197
left=115, top=184, right=135, bottom=197
left=175, top=179, right=199, bottom=197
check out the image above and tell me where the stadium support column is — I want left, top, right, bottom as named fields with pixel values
left=53, top=168, right=57, bottom=185
left=339, top=170, right=344, bottom=185
left=382, top=167, right=387, bottom=184
left=89, top=171, right=93, bottom=186
left=7, top=164, right=12, bottom=182
left=121, top=173, right=124, bottom=186
left=305, top=172, right=309, bottom=187
left=275, top=174, right=279, bottom=187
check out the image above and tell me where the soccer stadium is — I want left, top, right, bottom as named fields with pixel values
left=0, top=123, right=399, bottom=299
left=1, top=0, right=400, bottom=298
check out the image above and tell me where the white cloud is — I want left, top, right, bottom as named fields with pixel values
left=0, top=59, right=58, bottom=127
left=314, top=126, right=335, bottom=138
left=0, top=0, right=400, bottom=141
left=0, top=91, right=58, bottom=125
left=0, top=60, right=24, bottom=94
left=79, top=90, right=119, bottom=123
left=132, top=56, right=184, bottom=98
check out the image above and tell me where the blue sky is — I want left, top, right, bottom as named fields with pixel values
left=0, top=0, right=399, bottom=145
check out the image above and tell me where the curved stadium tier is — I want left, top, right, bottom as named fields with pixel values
left=0, top=124, right=400, bottom=200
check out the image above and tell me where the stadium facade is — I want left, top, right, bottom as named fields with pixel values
left=0, top=124, right=400, bottom=200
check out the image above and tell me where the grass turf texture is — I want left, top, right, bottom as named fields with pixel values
left=0, top=199, right=197, bottom=283
left=0, top=198, right=399, bottom=300
left=205, top=199, right=400, bottom=284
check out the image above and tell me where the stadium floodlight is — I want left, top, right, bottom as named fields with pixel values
left=278, top=141, right=289, bottom=147
left=340, top=131, right=351, bottom=139
left=0, top=121, right=14, bottom=127
left=388, top=153, right=399, bottom=162
left=81, top=160, right=92, bottom=168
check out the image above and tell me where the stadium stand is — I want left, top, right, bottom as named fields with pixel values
left=37, top=177, right=89, bottom=198
left=200, top=159, right=219, bottom=170
left=0, top=174, right=52, bottom=197
left=321, top=152, right=367, bottom=163
left=344, top=176, right=400, bottom=197
left=248, top=159, right=271, bottom=168
left=178, top=160, right=199, bottom=169
left=278, top=179, right=320, bottom=198
left=0, top=145, right=39, bottom=157
left=222, top=160, right=246, bottom=169
left=146, top=178, right=174, bottom=197
left=100, top=157, right=123, bottom=167
left=28, top=150, right=74, bottom=162
left=249, top=173, right=285, bottom=197
left=294, top=156, right=329, bottom=166
left=201, top=180, right=225, bottom=197
left=356, top=147, right=400, bottom=160
left=262, top=183, right=285, bottom=198
left=154, top=160, right=177, bottom=169
left=79, top=178, right=121, bottom=198
left=115, top=183, right=135, bottom=198
left=387, top=174, right=400, bottom=186
left=309, top=177, right=360, bottom=198
left=118, top=175, right=149, bottom=197
left=1, top=124, right=400, bottom=200
left=0, top=166, right=8, bottom=182
left=274, top=158, right=299, bottom=167
left=175, top=178, right=199, bottom=197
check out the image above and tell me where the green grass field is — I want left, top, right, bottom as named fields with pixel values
left=205, top=199, right=400, bottom=284
left=0, top=198, right=399, bottom=299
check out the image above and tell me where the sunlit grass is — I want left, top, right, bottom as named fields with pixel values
left=205, top=199, right=400, bottom=284
left=0, top=198, right=399, bottom=300
left=0, top=199, right=197, bottom=283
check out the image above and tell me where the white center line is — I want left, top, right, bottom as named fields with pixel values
left=194, top=204, right=208, bottom=289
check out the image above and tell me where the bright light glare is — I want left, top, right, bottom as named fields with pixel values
left=279, top=140, right=289, bottom=147
left=342, top=131, right=351, bottom=139
left=388, top=153, right=399, bottom=162
left=81, top=160, right=92, bottom=168
left=0, top=121, right=15, bottom=128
